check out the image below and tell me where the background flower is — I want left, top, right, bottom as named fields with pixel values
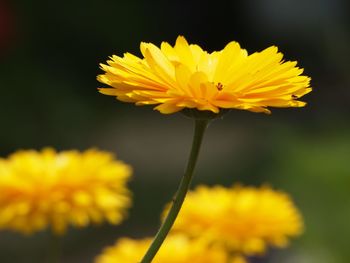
left=98, top=36, right=311, bottom=114
left=95, top=234, right=230, bottom=263
left=0, top=148, right=132, bottom=235
left=166, top=185, right=303, bottom=256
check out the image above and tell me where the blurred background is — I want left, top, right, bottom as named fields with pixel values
left=0, top=0, right=349, bottom=262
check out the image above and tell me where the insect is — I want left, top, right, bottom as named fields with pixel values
left=216, top=82, right=223, bottom=91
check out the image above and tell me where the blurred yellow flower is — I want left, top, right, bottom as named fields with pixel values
left=95, top=234, right=230, bottom=263
left=167, top=185, right=304, bottom=256
left=98, top=36, right=311, bottom=114
left=0, top=148, right=131, bottom=235
left=231, top=255, right=248, bottom=263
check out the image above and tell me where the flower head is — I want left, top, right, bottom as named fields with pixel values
left=0, top=148, right=132, bottom=235
left=166, top=185, right=304, bottom=256
left=95, top=234, right=230, bottom=263
left=98, top=36, right=311, bottom=114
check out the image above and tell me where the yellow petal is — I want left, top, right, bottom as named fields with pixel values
left=154, top=102, right=183, bottom=114
left=174, top=36, right=196, bottom=70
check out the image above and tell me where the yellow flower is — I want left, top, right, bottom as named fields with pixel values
left=231, top=255, right=248, bottom=263
left=0, top=148, right=132, bottom=235
left=166, top=185, right=304, bottom=256
left=95, top=234, right=229, bottom=263
left=98, top=36, right=311, bottom=114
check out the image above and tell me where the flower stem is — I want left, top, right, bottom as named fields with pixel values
left=140, top=118, right=209, bottom=263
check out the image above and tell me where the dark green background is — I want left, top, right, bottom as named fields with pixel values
left=0, top=0, right=349, bottom=262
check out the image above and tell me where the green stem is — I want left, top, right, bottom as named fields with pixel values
left=140, top=118, right=209, bottom=263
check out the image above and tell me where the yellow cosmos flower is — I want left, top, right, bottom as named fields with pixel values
left=95, top=234, right=230, bottom=263
left=98, top=36, right=311, bottom=114
left=166, top=185, right=304, bottom=256
left=0, top=148, right=131, bottom=235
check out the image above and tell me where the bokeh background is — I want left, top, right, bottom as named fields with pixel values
left=0, top=0, right=349, bottom=262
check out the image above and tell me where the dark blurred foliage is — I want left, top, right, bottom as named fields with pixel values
left=0, top=0, right=349, bottom=262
